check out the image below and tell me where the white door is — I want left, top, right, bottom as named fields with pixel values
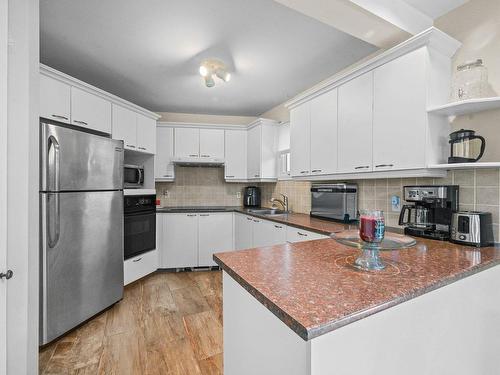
left=373, top=47, right=427, bottom=171
left=155, top=127, right=175, bottom=180
left=198, top=213, right=233, bottom=266
left=175, top=127, right=200, bottom=159
left=70, top=87, right=112, bottom=133
left=310, top=88, right=338, bottom=175
left=338, top=72, right=373, bottom=173
left=225, top=130, right=247, bottom=180
left=290, top=103, right=310, bottom=177
left=162, top=214, right=199, bottom=268
left=40, top=74, right=71, bottom=123
left=235, top=214, right=253, bottom=250
left=200, top=129, right=225, bottom=159
left=136, top=114, right=156, bottom=154
left=247, top=126, right=261, bottom=179
left=112, top=104, right=137, bottom=150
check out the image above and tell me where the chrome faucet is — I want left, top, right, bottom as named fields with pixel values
left=270, top=194, right=289, bottom=212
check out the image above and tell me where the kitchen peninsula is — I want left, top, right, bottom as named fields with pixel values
left=214, top=235, right=500, bottom=375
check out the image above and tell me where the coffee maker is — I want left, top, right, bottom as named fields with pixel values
left=243, top=186, right=261, bottom=207
left=398, top=185, right=459, bottom=240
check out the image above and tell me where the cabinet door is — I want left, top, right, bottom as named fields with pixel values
left=71, top=87, right=112, bottom=133
left=225, top=130, right=247, bottom=180
left=373, top=47, right=427, bottom=171
left=136, top=114, right=156, bottom=154
left=112, top=104, right=137, bottom=150
left=175, top=127, right=200, bottom=158
left=260, top=123, right=277, bottom=179
left=290, top=103, right=310, bottom=177
left=40, top=75, right=71, bottom=123
left=200, top=129, right=225, bottom=159
left=256, top=220, right=287, bottom=246
left=162, top=214, right=198, bottom=268
left=310, top=89, right=338, bottom=175
left=198, top=213, right=233, bottom=266
left=338, top=72, right=373, bottom=173
left=247, top=126, right=261, bottom=179
left=155, top=127, right=175, bottom=180
left=286, top=226, right=327, bottom=243
left=235, top=214, right=254, bottom=250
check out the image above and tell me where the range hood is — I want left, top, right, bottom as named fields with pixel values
left=172, top=156, right=225, bottom=167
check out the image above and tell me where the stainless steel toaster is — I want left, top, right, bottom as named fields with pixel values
left=310, top=183, right=358, bottom=222
left=450, top=211, right=494, bottom=247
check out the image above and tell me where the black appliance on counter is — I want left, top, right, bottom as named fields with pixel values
left=243, top=186, right=261, bottom=207
left=398, top=185, right=459, bottom=241
left=124, top=194, right=156, bottom=259
left=450, top=211, right=494, bottom=247
left=448, top=129, right=486, bottom=163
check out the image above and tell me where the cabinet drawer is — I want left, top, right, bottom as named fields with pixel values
left=286, top=226, right=328, bottom=243
left=124, top=249, right=158, bottom=285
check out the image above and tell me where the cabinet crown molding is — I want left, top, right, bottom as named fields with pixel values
left=285, top=27, right=461, bottom=109
left=40, top=64, right=161, bottom=120
left=158, top=117, right=279, bottom=130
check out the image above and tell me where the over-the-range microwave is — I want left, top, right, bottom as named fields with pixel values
left=124, top=164, right=144, bottom=188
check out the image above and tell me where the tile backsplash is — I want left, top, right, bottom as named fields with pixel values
left=156, top=167, right=500, bottom=242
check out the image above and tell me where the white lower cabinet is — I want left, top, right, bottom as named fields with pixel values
left=124, top=249, right=158, bottom=286
left=286, top=226, right=328, bottom=243
left=236, top=213, right=288, bottom=248
left=235, top=213, right=254, bottom=250
left=198, top=213, right=233, bottom=266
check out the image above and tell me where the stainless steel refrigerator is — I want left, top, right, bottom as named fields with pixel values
left=40, top=120, right=124, bottom=345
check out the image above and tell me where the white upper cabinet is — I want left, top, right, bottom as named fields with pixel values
left=198, top=213, right=233, bottom=266
left=112, top=104, right=137, bottom=150
left=310, top=88, right=338, bottom=175
left=247, top=125, right=261, bottom=179
left=71, top=87, right=112, bottom=133
left=136, top=114, right=156, bottom=154
left=155, top=127, right=175, bottom=180
left=225, top=130, right=247, bottom=180
left=40, top=74, right=71, bottom=123
left=338, top=72, right=373, bottom=173
left=290, top=103, right=311, bottom=177
left=174, top=127, right=200, bottom=158
left=373, top=47, right=427, bottom=171
left=199, top=129, right=225, bottom=159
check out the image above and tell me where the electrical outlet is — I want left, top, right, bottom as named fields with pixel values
left=391, top=195, right=401, bottom=212
left=236, top=192, right=241, bottom=199
left=163, top=190, right=169, bottom=198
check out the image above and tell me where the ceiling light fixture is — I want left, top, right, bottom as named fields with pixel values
left=199, top=59, right=231, bottom=87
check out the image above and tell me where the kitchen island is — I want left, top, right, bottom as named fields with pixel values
left=214, top=236, right=500, bottom=375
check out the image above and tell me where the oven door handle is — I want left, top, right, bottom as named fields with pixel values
left=137, top=167, right=143, bottom=185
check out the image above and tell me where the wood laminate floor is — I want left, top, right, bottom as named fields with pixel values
left=39, top=270, right=223, bottom=375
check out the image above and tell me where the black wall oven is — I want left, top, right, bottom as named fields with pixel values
left=124, top=194, right=156, bottom=260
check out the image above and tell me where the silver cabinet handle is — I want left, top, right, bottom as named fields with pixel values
left=246, top=217, right=253, bottom=221
left=51, top=114, right=68, bottom=121
left=138, top=147, right=146, bottom=150
left=274, top=225, right=283, bottom=229
left=0, top=270, right=13, bottom=280
left=253, top=219, right=260, bottom=223
left=297, top=232, right=308, bottom=236
left=189, top=154, right=198, bottom=157
left=187, top=214, right=197, bottom=217
left=73, top=120, right=88, bottom=126
left=226, top=175, right=235, bottom=178
left=132, top=257, right=142, bottom=262
left=200, top=154, right=210, bottom=157
left=375, top=164, right=394, bottom=168
left=199, top=214, right=210, bottom=217
left=126, top=144, right=136, bottom=148
left=354, top=166, right=370, bottom=170
left=254, top=174, right=260, bottom=178
left=311, top=169, right=322, bottom=173
left=163, top=174, right=172, bottom=177
left=300, top=171, right=309, bottom=174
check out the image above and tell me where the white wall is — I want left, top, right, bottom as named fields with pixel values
left=6, top=0, right=39, bottom=373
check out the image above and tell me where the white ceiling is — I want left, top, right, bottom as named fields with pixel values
left=40, top=0, right=377, bottom=116
left=401, top=0, right=469, bottom=19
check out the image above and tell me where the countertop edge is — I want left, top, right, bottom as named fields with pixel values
left=214, top=246, right=500, bottom=341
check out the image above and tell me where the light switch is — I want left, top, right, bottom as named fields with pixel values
left=391, top=195, right=401, bottom=212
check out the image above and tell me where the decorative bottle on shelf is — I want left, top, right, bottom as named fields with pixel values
left=451, top=59, right=489, bottom=102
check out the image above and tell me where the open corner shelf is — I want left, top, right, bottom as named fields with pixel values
left=427, top=97, right=500, bottom=116
left=428, top=162, right=500, bottom=170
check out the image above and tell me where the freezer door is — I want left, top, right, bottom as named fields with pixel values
left=40, top=121, right=124, bottom=191
left=40, top=191, right=124, bottom=344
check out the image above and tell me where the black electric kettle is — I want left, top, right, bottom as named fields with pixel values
left=448, top=129, right=486, bottom=163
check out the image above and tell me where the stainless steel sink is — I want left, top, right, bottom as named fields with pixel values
left=247, top=208, right=290, bottom=216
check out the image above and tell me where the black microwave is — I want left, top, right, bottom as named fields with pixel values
left=124, top=164, right=144, bottom=188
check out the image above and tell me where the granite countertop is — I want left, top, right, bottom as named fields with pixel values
left=213, top=238, right=500, bottom=341
left=156, top=206, right=352, bottom=235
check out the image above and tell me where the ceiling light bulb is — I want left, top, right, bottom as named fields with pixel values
left=215, top=68, right=231, bottom=82
left=204, top=75, right=215, bottom=88
left=199, top=65, right=209, bottom=77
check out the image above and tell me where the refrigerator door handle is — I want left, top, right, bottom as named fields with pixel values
left=47, top=193, right=60, bottom=248
left=47, top=135, right=61, bottom=192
